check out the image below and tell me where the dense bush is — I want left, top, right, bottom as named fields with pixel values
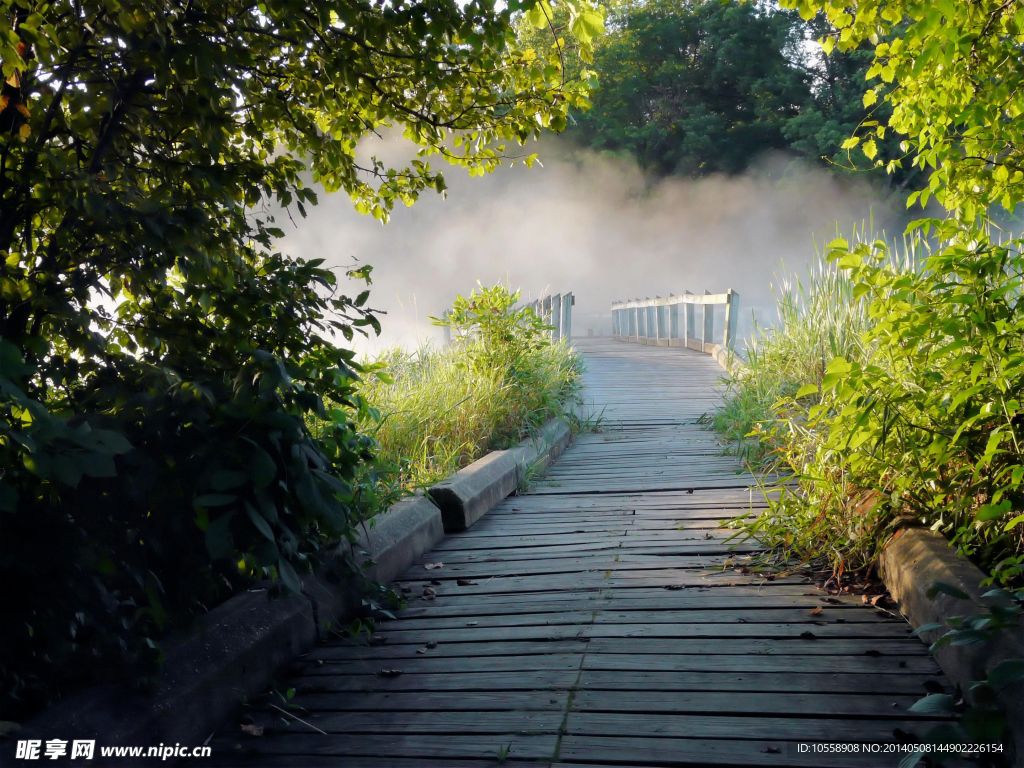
left=0, top=0, right=602, bottom=721
left=718, top=228, right=1024, bottom=586
left=356, top=285, right=583, bottom=490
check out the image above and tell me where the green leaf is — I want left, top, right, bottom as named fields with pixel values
left=204, top=512, right=236, bottom=560
left=278, top=557, right=302, bottom=593
left=794, top=384, right=819, bottom=399
left=986, top=659, right=1024, bottom=689
left=245, top=502, right=275, bottom=541
left=210, top=470, right=249, bottom=491
left=907, top=694, right=955, bottom=715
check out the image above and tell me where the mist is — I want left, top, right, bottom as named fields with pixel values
left=276, top=137, right=908, bottom=356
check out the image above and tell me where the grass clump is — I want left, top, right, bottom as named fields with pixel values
left=357, top=283, right=583, bottom=492
left=716, top=227, right=1024, bottom=587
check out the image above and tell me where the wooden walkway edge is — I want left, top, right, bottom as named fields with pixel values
left=211, top=338, right=953, bottom=768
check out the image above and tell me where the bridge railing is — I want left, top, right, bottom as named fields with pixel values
left=523, top=291, right=574, bottom=342
left=611, top=290, right=739, bottom=354
left=442, top=291, right=575, bottom=345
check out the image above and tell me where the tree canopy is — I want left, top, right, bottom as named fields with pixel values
left=529, top=0, right=922, bottom=190
left=0, top=0, right=601, bottom=719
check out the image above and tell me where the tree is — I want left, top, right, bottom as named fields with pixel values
left=780, top=0, right=1024, bottom=219
left=571, top=0, right=811, bottom=176
left=0, top=0, right=601, bottom=719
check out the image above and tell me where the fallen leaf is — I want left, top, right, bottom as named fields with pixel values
left=861, top=594, right=871, bottom=604
left=823, top=597, right=843, bottom=605
left=424, top=562, right=443, bottom=570
left=400, top=586, right=412, bottom=594
left=416, top=648, right=427, bottom=654
left=870, top=594, right=886, bottom=607
left=923, top=680, right=945, bottom=694
left=864, top=649, right=883, bottom=657
left=426, top=641, right=438, bottom=649
left=430, top=579, right=442, bottom=586
left=762, top=746, right=781, bottom=754
left=368, top=635, right=387, bottom=646
left=457, top=579, right=478, bottom=586
left=378, top=669, right=404, bottom=677
left=466, top=621, right=478, bottom=626
left=664, top=584, right=683, bottom=591
left=799, top=631, right=816, bottom=640
left=422, top=586, right=436, bottom=596
left=241, top=724, right=264, bottom=737
left=808, top=606, right=823, bottom=616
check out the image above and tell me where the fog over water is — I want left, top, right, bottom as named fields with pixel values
left=276, top=137, right=908, bottom=356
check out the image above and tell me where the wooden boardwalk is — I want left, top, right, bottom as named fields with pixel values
left=214, top=338, right=952, bottom=767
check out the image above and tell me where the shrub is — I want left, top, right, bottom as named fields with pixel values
left=723, top=226, right=1024, bottom=587
left=356, top=285, right=583, bottom=490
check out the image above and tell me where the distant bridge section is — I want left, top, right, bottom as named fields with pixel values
left=611, top=289, right=740, bottom=367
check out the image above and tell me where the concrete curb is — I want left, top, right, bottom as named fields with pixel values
left=16, top=420, right=569, bottom=757
left=429, top=417, right=573, bottom=532
left=15, top=493, right=444, bottom=760
left=880, top=527, right=1023, bottom=762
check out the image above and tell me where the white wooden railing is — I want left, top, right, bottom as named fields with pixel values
left=611, top=290, right=739, bottom=353
left=442, top=291, right=575, bottom=345
left=524, top=291, right=574, bottom=342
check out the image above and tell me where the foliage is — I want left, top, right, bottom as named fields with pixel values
left=351, top=284, right=583, bottom=490
left=717, top=0, right=1024, bottom=583
left=725, top=229, right=1024, bottom=585
left=358, top=337, right=581, bottom=491
left=779, top=0, right=1024, bottom=220
left=521, top=0, right=924, bottom=186
left=712, top=247, right=879, bottom=464
left=568, top=0, right=809, bottom=176
left=0, top=0, right=602, bottom=721
left=901, top=584, right=1023, bottom=767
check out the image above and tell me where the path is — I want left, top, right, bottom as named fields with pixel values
left=212, top=338, right=952, bottom=767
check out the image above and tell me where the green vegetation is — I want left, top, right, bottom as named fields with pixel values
left=0, top=0, right=602, bottom=721
left=715, top=0, right=1024, bottom=591
left=358, top=285, right=582, bottom=491
left=523, top=0, right=922, bottom=188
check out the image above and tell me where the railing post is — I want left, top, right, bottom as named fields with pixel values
left=702, top=290, right=714, bottom=352
left=551, top=293, right=562, bottom=342
left=684, top=291, right=694, bottom=350
left=632, top=305, right=639, bottom=342
left=562, top=292, right=573, bottom=341
left=723, top=289, right=739, bottom=350
left=669, top=295, right=678, bottom=346
left=443, top=309, right=452, bottom=346
left=654, top=298, right=663, bottom=345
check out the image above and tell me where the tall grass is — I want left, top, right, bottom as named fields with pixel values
left=714, top=232, right=917, bottom=465
left=358, top=340, right=582, bottom=490
left=715, top=227, right=1024, bottom=586
left=714, top=260, right=873, bottom=464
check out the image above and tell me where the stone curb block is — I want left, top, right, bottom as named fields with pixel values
left=429, top=417, right=572, bottom=532
left=880, top=527, right=1023, bottom=763
left=17, top=492, right=444, bottom=761
left=12, top=590, right=316, bottom=757
left=358, top=494, right=445, bottom=585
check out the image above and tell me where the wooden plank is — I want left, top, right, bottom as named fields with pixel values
left=556, top=735, right=946, bottom=768
left=309, top=639, right=933, bottom=663
left=211, top=733, right=558, bottom=760
left=286, top=690, right=571, bottom=712
left=564, top=712, right=950, bottom=741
